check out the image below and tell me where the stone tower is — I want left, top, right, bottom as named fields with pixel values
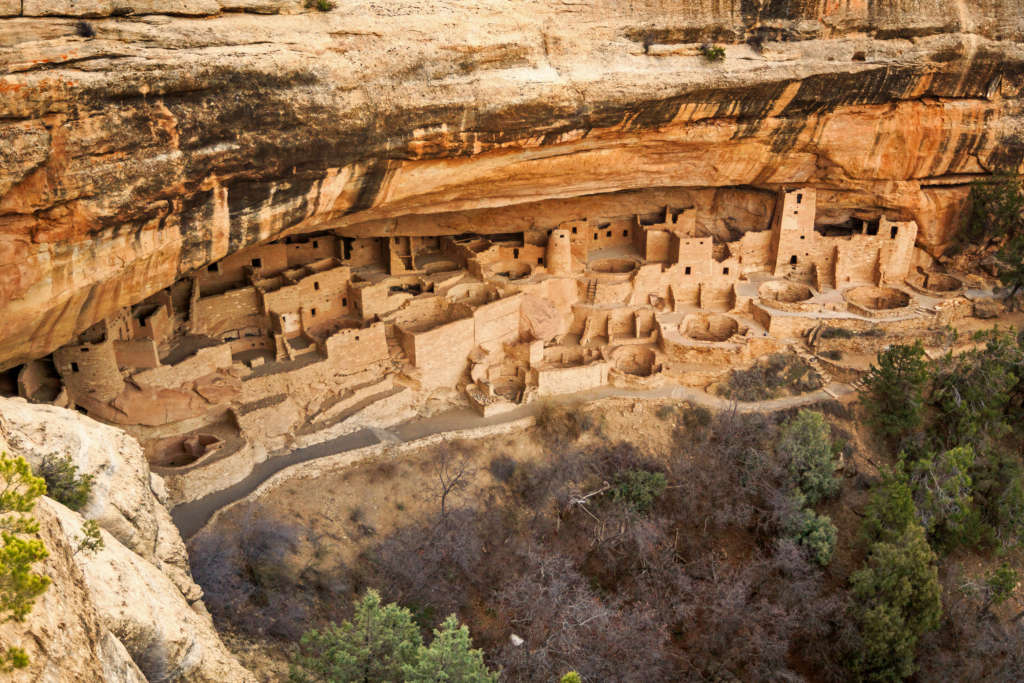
left=546, top=228, right=572, bottom=275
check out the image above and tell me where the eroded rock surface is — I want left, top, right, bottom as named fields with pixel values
left=0, top=399, right=250, bottom=680
left=1, top=1, right=1023, bottom=369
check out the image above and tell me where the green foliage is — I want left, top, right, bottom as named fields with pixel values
left=403, top=615, right=499, bottom=682
left=779, top=410, right=839, bottom=506
left=906, top=447, right=981, bottom=550
left=291, top=590, right=498, bottom=682
left=860, top=342, right=929, bottom=443
left=996, top=233, right=1024, bottom=301
left=0, top=646, right=28, bottom=672
left=785, top=506, right=837, bottom=566
left=74, top=520, right=104, bottom=556
left=612, top=470, right=667, bottom=514
left=0, top=455, right=46, bottom=535
left=560, top=673, right=583, bottom=683
left=0, top=454, right=50, bottom=670
left=963, top=173, right=1023, bottom=244
left=861, top=467, right=916, bottom=545
left=983, top=563, right=1018, bottom=609
left=0, top=533, right=50, bottom=622
left=850, top=521, right=942, bottom=681
left=699, top=43, right=726, bottom=61
left=929, top=330, right=1021, bottom=449
left=36, top=455, right=94, bottom=511
left=290, top=589, right=421, bottom=682
left=305, top=0, right=335, bottom=11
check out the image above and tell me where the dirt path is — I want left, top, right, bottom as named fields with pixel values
left=170, top=382, right=854, bottom=538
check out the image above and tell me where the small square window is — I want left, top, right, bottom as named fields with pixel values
left=800, top=235, right=805, bottom=240
left=207, top=263, right=219, bottom=273
left=537, top=257, right=544, bottom=265
left=355, top=336, right=360, bottom=341
left=70, top=362, right=79, bottom=372
left=606, top=230, right=612, bottom=238
left=723, top=267, right=729, bottom=275
left=312, top=240, right=319, bottom=248
left=622, top=230, right=628, bottom=237
left=252, top=257, right=262, bottom=268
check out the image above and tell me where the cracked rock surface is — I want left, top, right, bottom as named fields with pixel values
left=1, top=1, right=1023, bottom=369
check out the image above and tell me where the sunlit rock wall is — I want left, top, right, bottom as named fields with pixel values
left=1, top=0, right=1023, bottom=369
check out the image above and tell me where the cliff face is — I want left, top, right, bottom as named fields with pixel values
left=2, top=0, right=1024, bottom=369
left=0, top=398, right=253, bottom=681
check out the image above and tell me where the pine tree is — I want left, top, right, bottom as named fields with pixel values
left=403, top=615, right=498, bottom=682
left=860, top=342, right=929, bottom=444
left=290, top=589, right=421, bottom=682
left=850, top=521, right=942, bottom=681
left=778, top=410, right=839, bottom=505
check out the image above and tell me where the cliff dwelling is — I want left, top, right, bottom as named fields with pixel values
left=1, top=183, right=1009, bottom=503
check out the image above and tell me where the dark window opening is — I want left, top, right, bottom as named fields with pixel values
left=790, top=255, right=798, bottom=265
left=311, top=308, right=317, bottom=316
left=312, top=240, right=319, bottom=248
left=800, top=235, right=805, bottom=240
left=622, top=230, right=629, bottom=237
left=81, top=348, right=89, bottom=353
left=342, top=298, right=348, bottom=306
left=685, top=266, right=692, bottom=275
left=355, top=335, right=360, bottom=341
left=723, top=267, right=729, bottom=275
left=572, top=227, right=577, bottom=234
left=207, top=263, right=219, bottom=273
left=513, top=249, right=519, bottom=258
left=852, top=51, right=866, bottom=61
left=314, top=281, right=320, bottom=291
left=865, top=220, right=880, bottom=236
left=537, top=257, right=544, bottom=265
left=593, top=234, right=598, bottom=241
left=606, top=230, right=612, bottom=238
left=251, top=257, right=262, bottom=268
left=890, top=225, right=898, bottom=239
left=139, top=319, right=147, bottom=326
left=70, top=362, right=79, bottom=372
left=796, top=193, right=803, bottom=204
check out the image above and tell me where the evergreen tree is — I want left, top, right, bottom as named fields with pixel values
left=850, top=522, right=942, bottom=681
left=860, top=466, right=916, bottom=545
left=906, top=446, right=980, bottom=550
left=290, top=589, right=421, bottom=682
left=860, top=342, right=929, bottom=445
left=778, top=410, right=839, bottom=505
left=403, top=615, right=498, bottom=682
left=0, top=453, right=50, bottom=671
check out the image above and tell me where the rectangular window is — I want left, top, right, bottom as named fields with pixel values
left=252, top=257, right=262, bottom=268
left=537, top=257, right=544, bottom=265
left=70, top=362, right=79, bottom=372
left=342, top=298, right=348, bottom=306
left=314, top=282, right=320, bottom=291
left=622, top=230, right=629, bottom=237
left=796, top=193, right=803, bottom=204
left=593, top=234, right=598, bottom=241
left=685, top=266, right=692, bottom=275
left=311, top=308, right=317, bottom=316
left=572, top=227, right=577, bottom=234
left=606, top=230, right=612, bottom=238
left=723, top=267, right=729, bottom=275
left=890, top=226, right=898, bottom=239
left=312, top=240, right=319, bottom=248
left=207, top=263, right=219, bottom=273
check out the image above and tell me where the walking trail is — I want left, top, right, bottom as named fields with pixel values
left=171, top=381, right=856, bottom=538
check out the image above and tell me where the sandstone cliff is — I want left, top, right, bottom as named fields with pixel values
left=0, top=398, right=253, bottom=681
left=1, top=1, right=1024, bottom=368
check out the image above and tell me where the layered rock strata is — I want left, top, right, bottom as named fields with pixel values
left=1, top=1, right=1024, bottom=370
